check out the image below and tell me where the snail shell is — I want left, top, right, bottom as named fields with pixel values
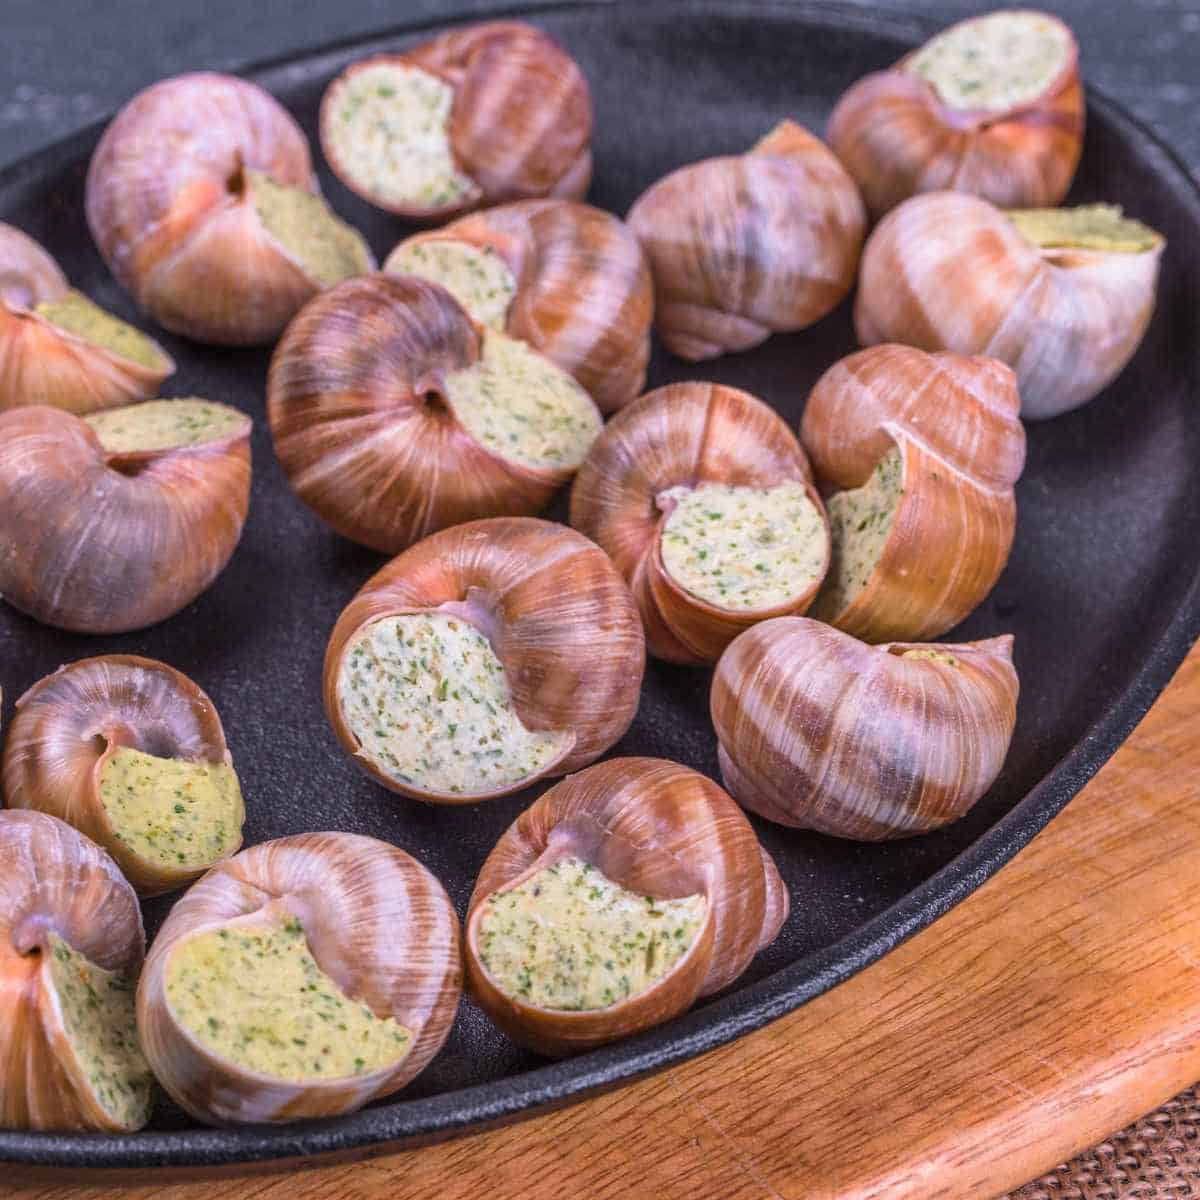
left=3, top=655, right=244, bottom=895
left=0, top=400, right=251, bottom=633
left=86, top=72, right=373, bottom=346
left=0, top=223, right=174, bottom=414
left=323, top=517, right=646, bottom=803
left=137, top=832, right=462, bottom=1125
left=627, top=120, right=865, bottom=361
left=0, top=810, right=151, bottom=1131
left=320, top=21, right=592, bottom=221
left=711, top=618, right=1019, bottom=839
left=385, top=200, right=652, bottom=414
left=800, top=345, right=1025, bottom=642
left=267, top=274, right=602, bottom=555
left=828, top=9, right=1084, bottom=218
left=464, top=757, right=788, bottom=1056
left=854, top=192, right=1165, bottom=419
left=570, top=382, right=830, bottom=665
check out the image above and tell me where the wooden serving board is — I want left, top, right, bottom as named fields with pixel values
left=10, top=641, right=1199, bottom=1197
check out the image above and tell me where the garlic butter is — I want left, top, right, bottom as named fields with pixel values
left=336, top=612, right=573, bottom=797
left=386, top=239, right=517, bottom=331
left=444, top=330, right=602, bottom=470
left=908, top=11, right=1071, bottom=112
left=164, top=916, right=412, bottom=1081
left=326, top=63, right=475, bottom=211
left=97, top=746, right=244, bottom=871
left=35, top=290, right=165, bottom=369
left=247, top=171, right=372, bottom=289
left=476, top=857, right=707, bottom=1011
left=85, top=398, right=247, bottom=454
left=813, top=448, right=904, bottom=620
left=1007, top=204, right=1162, bottom=255
left=46, top=934, right=153, bottom=1128
left=902, top=648, right=961, bottom=666
left=659, top=481, right=827, bottom=612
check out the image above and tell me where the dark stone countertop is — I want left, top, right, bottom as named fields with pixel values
left=2, top=1, right=1199, bottom=176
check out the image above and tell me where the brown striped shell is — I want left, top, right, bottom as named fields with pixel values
left=0, top=810, right=148, bottom=1131
left=85, top=72, right=373, bottom=346
left=267, top=273, right=601, bottom=555
left=385, top=200, right=652, bottom=413
left=799, top=345, right=1024, bottom=642
left=464, top=757, right=788, bottom=1056
left=320, top=21, right=592, bottom=221
left=569, top=382, right=830, bottom=665
left=323, top=517, right=646, bottom=803
left=711, top=618, right=1019, bottom=839
left=137, top=832, right=462, bottom=1125
left=626, top=121, right=865, bottom=361
left=827, top=11, right=1084, bottom=219
left=0, top=404, right=251, bottom=633
left=854, top=192, right=1164, bottom=419
left=2, top=656, right=239, bottom=895
left=0, top=223, right=173, bottom=414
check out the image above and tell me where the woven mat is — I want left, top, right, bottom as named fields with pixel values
left=1003, top=1086, right=1200, bottom=1199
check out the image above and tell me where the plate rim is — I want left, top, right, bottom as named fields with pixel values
left=2, top=0, right=1198, bottom=1170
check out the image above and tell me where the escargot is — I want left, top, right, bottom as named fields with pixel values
left=320, top=21, right=592, bottom=221
left=799, top=344, right=1026, bottom=643
left=712, top=617, right=1019, bottom=839
left=137, top=832, right=461, bottom=1125
left=828, top=9, right=1084, bottom=217
left=385, top=199, right=652, bottom=413
left=323, top=518, right=645, bottom=803
left=854, top=192, right=1165, bottom=419
left=3, top=655, right=245, bottom=895
left=0, top=399, right=251, bottom=633
left=465, top=757, right=788, bottom=1055
left=570, top=382, right=830, bottom=665
left=0, top=222, right=173, bottom=414
left=86, top=72, right=373, bottom=345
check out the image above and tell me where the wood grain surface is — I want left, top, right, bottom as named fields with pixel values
left=10, top=640, right=1199, bottom=1198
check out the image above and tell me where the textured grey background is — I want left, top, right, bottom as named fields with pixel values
left=3, top=1, right=1200, bottom=176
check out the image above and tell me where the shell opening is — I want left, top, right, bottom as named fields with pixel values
left=386, top=239, right=517, bottom=331
left=46, top=934, right=153, bottom=1130
left=98, top=746, right=244, bottom=874
left=336, top=612, right=573, bottom=798
left=246, top=171, right=372, bottom=289
left=474, top=857, right=707, bottom=1011
left=34, top=290, right=169, bottom=370
left=84, top=398, right=248, bottom=455
left=658, top=481, right=828, bottom=613
left=324, top=62, right=476, bottom=211
left=906, top=11, right=1072, bottom=112
left=811, top=448, right=904, bottom=622
left=898, top=647, right=962, bottom=666
left=1007, top=204, right=1163, bottom=254
left=442, top=330, right=602, bottom=472
left=163, top=914, right=412, bottom=1083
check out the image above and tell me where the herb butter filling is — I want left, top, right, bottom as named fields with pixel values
left=247, top=171, right=372, bottom=288
left=98, top=746, right=244, bottom=870
left=907, top=11, right=1071, bottom=112
left=901, top=648, right=961, bottom=666
left=46, top=934, right=153, bottom=1129
left=659, top=481, right=828, bottom=612
left=327, top=62, right=476, bottom=210
left=84, top=398, right=247, bottom=454
left=476, top=857, right=707, bottom=1011
left=337, top=612, right=573, bottom=797
left=35, top=290, right=167, bottom=369
left=812, top=448, right=905, bottom=621
left=164, top=917, right=412, bottom=1081
left=385, top=239, right=517, bottom=331
left=1006, top=205, right=1163, bottom=254
left=443, top=331, right=602, bottom=471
